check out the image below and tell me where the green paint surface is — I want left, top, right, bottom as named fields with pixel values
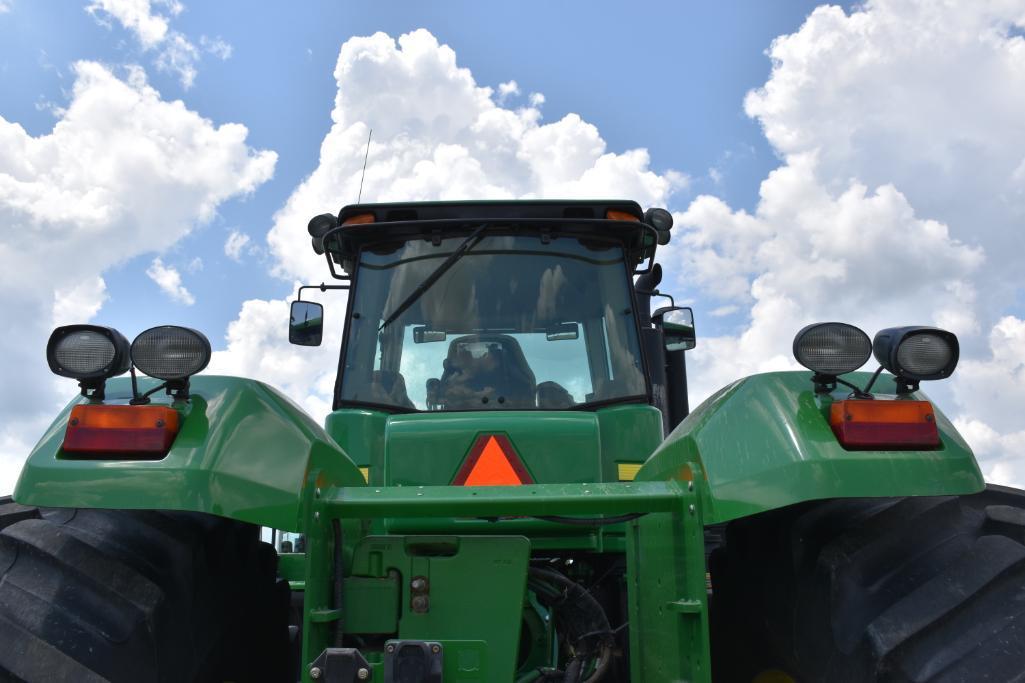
left=303, top=534, right=530, bottom=681
left=639, top=371, right=985, bottom=523
left=14, top=375, right=365, bottom=530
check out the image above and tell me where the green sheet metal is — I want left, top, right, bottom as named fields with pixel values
left=638, top=371, right=985, bottom=523
left=323, top=404, right=663, bottom=488
left=303, top=533, right=531, bottom=681
left=14, top=375, right=365, bottom=530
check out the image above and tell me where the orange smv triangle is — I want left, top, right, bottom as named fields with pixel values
left=452, top=434, right=533, bottom=486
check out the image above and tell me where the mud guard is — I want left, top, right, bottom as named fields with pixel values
left=637, top=371, right=985, bottom=524
left=14, top=375, right=365, bottom=531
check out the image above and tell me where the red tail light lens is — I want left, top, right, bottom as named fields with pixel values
left=62, top=404, right=179, bottom=458
left=829, top=399, right=940, bottom=450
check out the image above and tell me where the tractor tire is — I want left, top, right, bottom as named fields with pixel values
left=711, top=485, right=1025, bottom=683
left=0, top=496, right=291, bottom=682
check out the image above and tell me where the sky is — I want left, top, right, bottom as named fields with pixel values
left=2, top=1, right=1025, bottom=494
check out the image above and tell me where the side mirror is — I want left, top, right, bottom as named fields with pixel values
left=413, top=326, right=447, bottom=343
left=653, top=306, right=696, bottom=352
left=289, top=301, right=324, bottom=346
left=546, top=322, right=579, bottom=341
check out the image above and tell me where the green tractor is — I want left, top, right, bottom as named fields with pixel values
left=3, top=200, right=1023, bottom=682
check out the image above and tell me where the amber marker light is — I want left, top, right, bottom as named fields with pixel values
left=605, top=209, right=640, bottom=222
left=829, top=399, right=940, bottom=450
left=342, top=212, right=375, bottom=225
left=62, top=404, right=180, bottom=458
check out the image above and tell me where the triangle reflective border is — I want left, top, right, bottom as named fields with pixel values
left=451, top=433, right=534, bottom=486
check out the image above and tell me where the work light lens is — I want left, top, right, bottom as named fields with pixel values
left=53, top=331, right=115, bottom=375
left=793, top=322, right=872, bottom=376
left=47, top=325, right=131, bottom=380
left=896, top=333, right=954, bottom=376
left=131, top=326, right=211, bottom=381
left=873, top=326, right=959, bottom=381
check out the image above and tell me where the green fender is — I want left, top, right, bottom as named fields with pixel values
left=637, top=371, right=985, bottom=524
left=14, top=375, right=365, bottom=531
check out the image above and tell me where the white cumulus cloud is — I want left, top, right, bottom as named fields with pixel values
left=0, top=61, right=275, bottom=493
left=200, top=35, right=232, bottom=60
left=497, top=80, right=519, bottom=103
left=146, top=257, right=194, bottom=305
left=224, top=229, right=252, bottom=261
left=670, top=0, right=1025, bottom=484
left=86, top=0, right=223, bottom=87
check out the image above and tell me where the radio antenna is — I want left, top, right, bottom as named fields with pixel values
left=357, top=128, right=372, bottom=204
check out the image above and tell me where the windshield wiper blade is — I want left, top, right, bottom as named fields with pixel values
left=378, top=223, right=488, bottom=332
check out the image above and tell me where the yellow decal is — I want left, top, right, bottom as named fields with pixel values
left=617, top=463, right=642, bottom=481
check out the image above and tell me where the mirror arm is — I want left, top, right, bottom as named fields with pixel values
left=639, top=288, right=675, bottom=309
left=297, top=282, right=350, bottom=301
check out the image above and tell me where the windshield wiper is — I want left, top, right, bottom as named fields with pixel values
left=378, top=223, right=488, bottom=332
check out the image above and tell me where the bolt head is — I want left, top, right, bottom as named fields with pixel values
left=314, top=511, right=320, bottom=521
left=688, top=504, right=696, bottom=515
left=431, top=644, right=440, bottom=654
left=309, top=666, right=322, bottom=679
left=357, top=667, right=370, bottom=680
left=410, top=577, right=427, bottom=591
left=386, top=643, right=395, bottom=653
left=315, top=487, right=322, bottom=498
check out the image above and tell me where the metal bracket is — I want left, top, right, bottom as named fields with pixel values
left=308, top=648, right=372, bottom=682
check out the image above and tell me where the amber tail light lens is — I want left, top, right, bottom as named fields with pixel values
left=829, top=399, right=940, bottom=450
left=62, top=404, right=179, bottom=458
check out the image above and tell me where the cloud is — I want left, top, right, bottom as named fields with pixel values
left=669, top=0, right=1025, bottom=484
left=86, top=0, right=224, bottom=87
left=670, top=152, right=983, bottom=400
left=200, top=35, right=232, bottom=60
left=264, top=29, right=686, bottom=284
left=215, top=29, right=685, bottom=420
left=224, top=229, right=252, bottom=261
left=53, top=276, right=108, bottom=327
left=0, top=1, right=12, bottom=14
left=0, top=61, right=275, bottom=492
left=153, top=31, right=199, bottom=87
left=743, top=0, right=1025, bottom=316
left=86, top=0, right=170, bottom=47
left=209, top=295, right=339, bottom=420
left=951, top=317, right=1025, bottom=465
left=497, top=80, right=519, bottom=103
left=146, top=257, right=194, bottom=305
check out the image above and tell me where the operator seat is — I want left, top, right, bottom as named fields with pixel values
left=365, top=370, right=415, bottom=409
left=435, top=334, right=536, bottom=409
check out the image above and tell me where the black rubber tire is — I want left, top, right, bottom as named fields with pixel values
left=710, top=485, right=1025, bottom=683
left=0, top=496, right=291, bottom=682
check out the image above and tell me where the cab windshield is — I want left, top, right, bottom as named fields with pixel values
left=339, top=233, right=646, bottom=411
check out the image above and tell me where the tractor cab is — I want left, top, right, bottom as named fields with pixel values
left=296, top=200, right=690, bottom=412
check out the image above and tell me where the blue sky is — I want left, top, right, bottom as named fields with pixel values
left=3, top=1, right=1025, bottom=493
left=1, top=1, right=829, bottom=338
